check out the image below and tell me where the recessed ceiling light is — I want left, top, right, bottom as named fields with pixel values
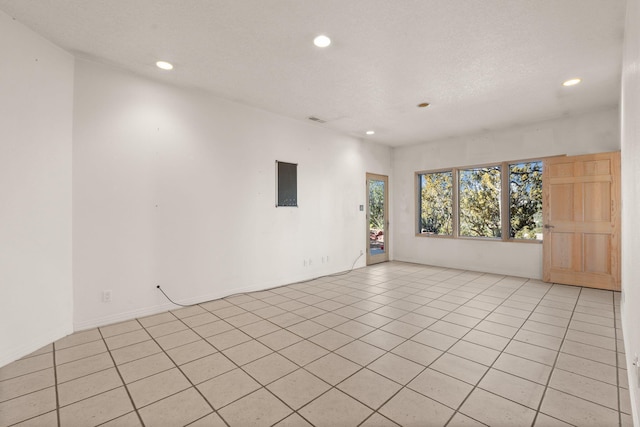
left=417, top=102, right=430, bottom=108
left=313, top=35, right=331, bottom=48
left=562, top=78, right=581, bottom=87
left=366, top=130, right=375, bottom=135
left=156, top=61, right=174, bottom=70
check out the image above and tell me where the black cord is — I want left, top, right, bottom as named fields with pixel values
left=155, top=252, right=364, bottom=307
left=156, top=285, right=192, bottom=307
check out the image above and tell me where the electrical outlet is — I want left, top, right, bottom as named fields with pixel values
left=303, top=259, right=307, bottom=267
left=360, top=249, right=364, bottom=256
left=102, top=290, right=112, bottom=303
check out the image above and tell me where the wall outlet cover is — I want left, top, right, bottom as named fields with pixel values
left=102, top=290, right=112, bottom=303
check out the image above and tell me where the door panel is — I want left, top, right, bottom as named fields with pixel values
left=549, top=184, right=573, bottom=221
left=550, top=233, right=574, bottom=270
left=366, top=173, right=389, bottom=265
left=583, top=234, right=610, bottom=274
left=583, top=183, right=610, bottom=221
left=542, top=152, right=620, bottom=290
left=584, top=159, right=611, bottom=175
left=549, top=162, right=574, bottom=177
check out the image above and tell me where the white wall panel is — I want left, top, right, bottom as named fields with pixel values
left=620, top=0, right=640, bottom=421
left=72, top=59, right=391, bottom=329
left=0, top=11, right=74, bottom=366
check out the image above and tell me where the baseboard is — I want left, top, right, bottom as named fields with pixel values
left=73, top=264, right=358, bottom=332
left=0, top=322, right=72, bottom=368
left=620, top=302, right=640, bottom=426
left=392, top=256, right=539, bottom=280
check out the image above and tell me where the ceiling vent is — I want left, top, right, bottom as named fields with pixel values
left=307, top=116, right=327, bottom=124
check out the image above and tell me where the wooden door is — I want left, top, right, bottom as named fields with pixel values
left=542, top=152, right=620, bottom=290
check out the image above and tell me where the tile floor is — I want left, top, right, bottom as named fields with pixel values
left=0, top=262, right=634, bottom=426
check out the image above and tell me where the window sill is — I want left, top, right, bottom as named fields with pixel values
left=415, top=234, right=542, bottom=244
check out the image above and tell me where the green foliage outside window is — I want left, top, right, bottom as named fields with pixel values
left=419, top=172, right=453, bottom=235
left=417, top=160, right=543, bottom=241
left=459, top=167, right=501, bottom=238
left=509, top=161, right=543, bottom=239
left=369, top=180, right=385, bottom=230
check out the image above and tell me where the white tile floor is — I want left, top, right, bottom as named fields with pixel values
left=0, top=262, right=633, bottom=426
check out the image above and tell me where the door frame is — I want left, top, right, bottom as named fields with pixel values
left=366, top=173, right=389, bottom=265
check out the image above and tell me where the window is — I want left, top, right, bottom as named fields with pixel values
left=418, top=171, right=453, bottom=235
left=509, top=161, right=543, bottom=240
left=459, top=166, right=501, bottom=238
left=416, top=159, right=543, bottom=242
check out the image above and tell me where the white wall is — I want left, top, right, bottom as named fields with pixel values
left=392, top=108, right=619, bottom=279
left=621, top=0, right=640, bottom=422
left=0, top=12, right=74, bottom=366
left=73, top=59, right=391, bottom=330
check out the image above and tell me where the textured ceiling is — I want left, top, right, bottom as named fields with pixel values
left=0, top=0, right=626, bottom=146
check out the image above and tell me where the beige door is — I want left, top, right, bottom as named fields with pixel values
left=542, top=152, right=620, bottom=291
left=366, top=173, right=389, bottom=265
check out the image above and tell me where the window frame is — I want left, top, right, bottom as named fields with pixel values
left=415, top=157, right=552, bottom=244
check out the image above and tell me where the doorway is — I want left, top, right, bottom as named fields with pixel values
left=366, top=173, right=389, bottom=265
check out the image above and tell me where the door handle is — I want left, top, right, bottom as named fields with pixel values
left=544, top=224, right=555, bottom=229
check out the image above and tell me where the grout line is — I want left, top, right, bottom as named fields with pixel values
left=292, top=273, right=533, bottom=425
left=96, top=328, right=146, bottom=427
left=342, top=273, right=618, bottom=424
left=5, top=262, right=625, bottom=427
left=440, top=277, right=550, bottom=426
left=191, top=317, right=342, bottom=425
left=48, top=337, right=104, bottom=357
left=52, top=343, right=61, bottom=427
left=613, top=291, right=622, bottom=427
left=160, top=310, right=304, bottom=426
left=133, top=317, right=228, bottom=427
left=530, top=286, right=583, bottom=427
left=207, top=265, right=467, bottom=423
